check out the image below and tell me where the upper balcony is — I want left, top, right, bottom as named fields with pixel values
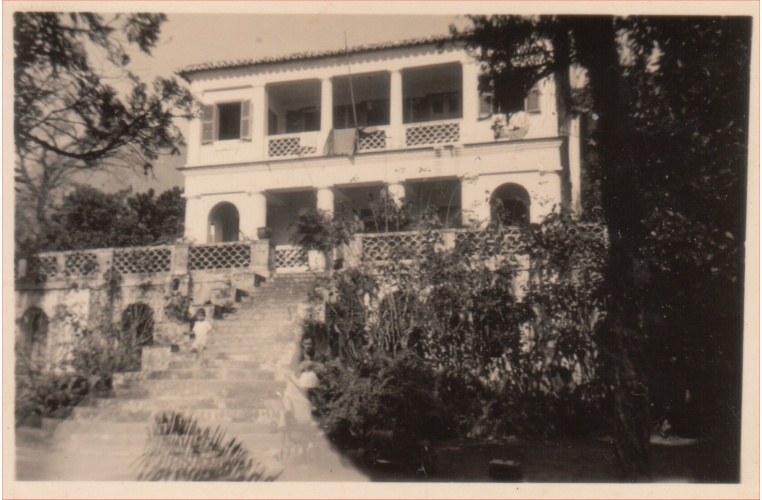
left=183, top=40, right=562, bottom=168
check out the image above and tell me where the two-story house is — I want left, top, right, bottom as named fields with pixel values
left=178, top=36, right=582, bottom=268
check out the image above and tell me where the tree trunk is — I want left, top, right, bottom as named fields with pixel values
left=572, top=16, right=652, bottom=479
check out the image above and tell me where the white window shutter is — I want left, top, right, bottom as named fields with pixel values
left=240, top=100, right=252, bottom=141
left=202, top=104, right=215, bottom=144
left=525, top=88, right=541, bottom=113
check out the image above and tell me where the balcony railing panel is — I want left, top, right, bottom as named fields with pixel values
left=267, top=132, right=320, bottom=158
left=360, top=231, right=436, bottom=263
left=405, top=120, right=460, bottom=147
left=358, top=128, right=387, bottom=152
left=189, top=242, right=251, bottom=271
left=114, top=247, right=173, bottom=275
left=274, top=245, right=308, bottom=272
left=64, top=252, right=100, bottom=277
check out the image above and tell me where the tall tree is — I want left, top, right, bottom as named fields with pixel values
left=14, top=12, right=197, bottom=246
left=455, top=15, right=750, bottom=479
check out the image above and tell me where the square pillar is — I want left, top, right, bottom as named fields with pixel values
left=242, top=192, right=268, bottom=240
left=316, top=187, right=335, bottom=217
left=461, top=61, right=481, bottom=143
left=389, top=69, right=403, bottom=149
left=252, top=85, right=267, bottom=161
left=320, top=78, right=333, bottom=146
left=184, top=196, right=207, bottom=243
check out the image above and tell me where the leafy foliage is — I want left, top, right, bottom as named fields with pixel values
left=454, top=15, right=750, bottom=477
left=137, top=412, right=278, bottom=481
left=290, top=208, right=355, bottom=253
left=311, top=216, right=609, bottom=447
left=32, top=185, right=185, bottom=252
left=14, top=12, right=197, bottom=250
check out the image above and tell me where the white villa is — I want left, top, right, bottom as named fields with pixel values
left=14, top=36, right=585, bottom=359
left=178, top=36, right=582, bottom=264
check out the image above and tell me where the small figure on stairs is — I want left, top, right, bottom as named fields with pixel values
left=293, top=333, right=326, bottom=411
left=190, top=308, right=213, bottom=367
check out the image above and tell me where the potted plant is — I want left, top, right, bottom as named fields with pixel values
left=291, top=208, right=354, bottom=272
left=257, top=227, right=272, bottom=240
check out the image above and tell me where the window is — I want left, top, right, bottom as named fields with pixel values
left=333, top=100, right=390, bottom=129
left=285, top=107, right=321, bottom=134
left=525, top=88, right=541, bottom=113
left=404, top=92, right=462, bottom=123
left=201, top=101, right=252, bottom=143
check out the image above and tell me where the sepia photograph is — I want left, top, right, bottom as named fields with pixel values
left=4, top=1, right=758, bottom=498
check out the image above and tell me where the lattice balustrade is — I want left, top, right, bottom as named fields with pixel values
left=189, top=244, right=251, bottom=271
left=573, top=223, right=609, bottom=242
left=358, top=130, right=386, bottom=151
left=361, top=232, right=435, bottom=262
left=274, top=245, right=308, bottom=270
left=27, top=255, right=59, bottom=280
left=114, top=248, right=172, bottom=274
left=64, top=252, right=100, bottom=277
left=405, top=122, right=460, bottom=147
left=268, top=137, right=317, bottom=157
left=453, top=228, right=522, bottom=257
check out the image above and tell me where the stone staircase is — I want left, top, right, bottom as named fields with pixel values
left=15, top=274, right=366, bottom=482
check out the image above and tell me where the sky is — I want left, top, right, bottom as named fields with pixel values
left=78, top=12, right=468, bottom=194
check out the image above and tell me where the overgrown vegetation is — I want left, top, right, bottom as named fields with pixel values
left=307, top=213, right=608, bottom=451
left=137, top=412, right=279, bottom=481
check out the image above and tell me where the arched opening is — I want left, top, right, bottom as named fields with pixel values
left=490, top=183, right=531, bottom=227
left=121, top=303, right=155, bottom=371
left=18, top=307, right=49, bottom=368
left=208, top=202, right=240, bottom=243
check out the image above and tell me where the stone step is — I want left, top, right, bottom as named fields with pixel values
left=81, top=392, right=282, bottom=413
left=70, top=406, right=282, bottom=426
left=141, top=378, right=286, bottom=397
left=168, top=357, right=259, bottom=370
left=145, top=366, right=276, bottom=381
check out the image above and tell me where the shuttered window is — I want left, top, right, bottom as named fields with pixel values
left=202, top=105, right=215, bottom=144
left=525, top=88, right=541, bottom=113
left=201, top=100, right=252, bottom=143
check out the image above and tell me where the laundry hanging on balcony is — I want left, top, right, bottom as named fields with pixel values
left=323, top=127, right=377, bottom=157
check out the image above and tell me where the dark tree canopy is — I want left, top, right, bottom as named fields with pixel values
left=14, top=12, right=196, bottom=166
left=41, top=186, right=185, bottom=251
left=14, top=12, right=197, bottom=249
left=455, top=15, right=750, bottom=479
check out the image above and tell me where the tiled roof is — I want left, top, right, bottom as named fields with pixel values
left=177, top=35, right=460, bottom=80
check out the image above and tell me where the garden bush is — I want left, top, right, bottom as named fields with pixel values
left=309, top=211, right=610, bottom=443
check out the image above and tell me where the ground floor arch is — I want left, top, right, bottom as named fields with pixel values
left=208, top=202, right=240, bottom=243
left=490, top=183, right=531, bottom=227
left=121, top=302, right=155, bottom=370
left=17, top=306, right=49, bottom=369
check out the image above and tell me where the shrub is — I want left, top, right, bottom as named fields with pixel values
left=309, top=212, right=609, bottom=442
left=316, top=352, right=449, bottom=449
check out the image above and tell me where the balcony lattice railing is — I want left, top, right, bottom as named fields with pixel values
left=189, top=242, right=251, bottom=271
left=274, top=245, right=308, bottom=272
left=405, top=120, right=460, bottom=147
left=267, top=133, right=319, bottom=158
left=358, top=129, right=387, bottom=151
left=17, top=226, right=607, bottom=281
left=360, top=231, right=436, bottom=263
left=114, top=247, right=173, bottom=274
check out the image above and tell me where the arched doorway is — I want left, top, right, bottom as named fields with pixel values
left=490, top=183, right=530, bottom=227
left=18, top=307, right=49, bottom=369
left=208, top=202, right=240, bottom=243
left=121, top=303, right=155, bottom=371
